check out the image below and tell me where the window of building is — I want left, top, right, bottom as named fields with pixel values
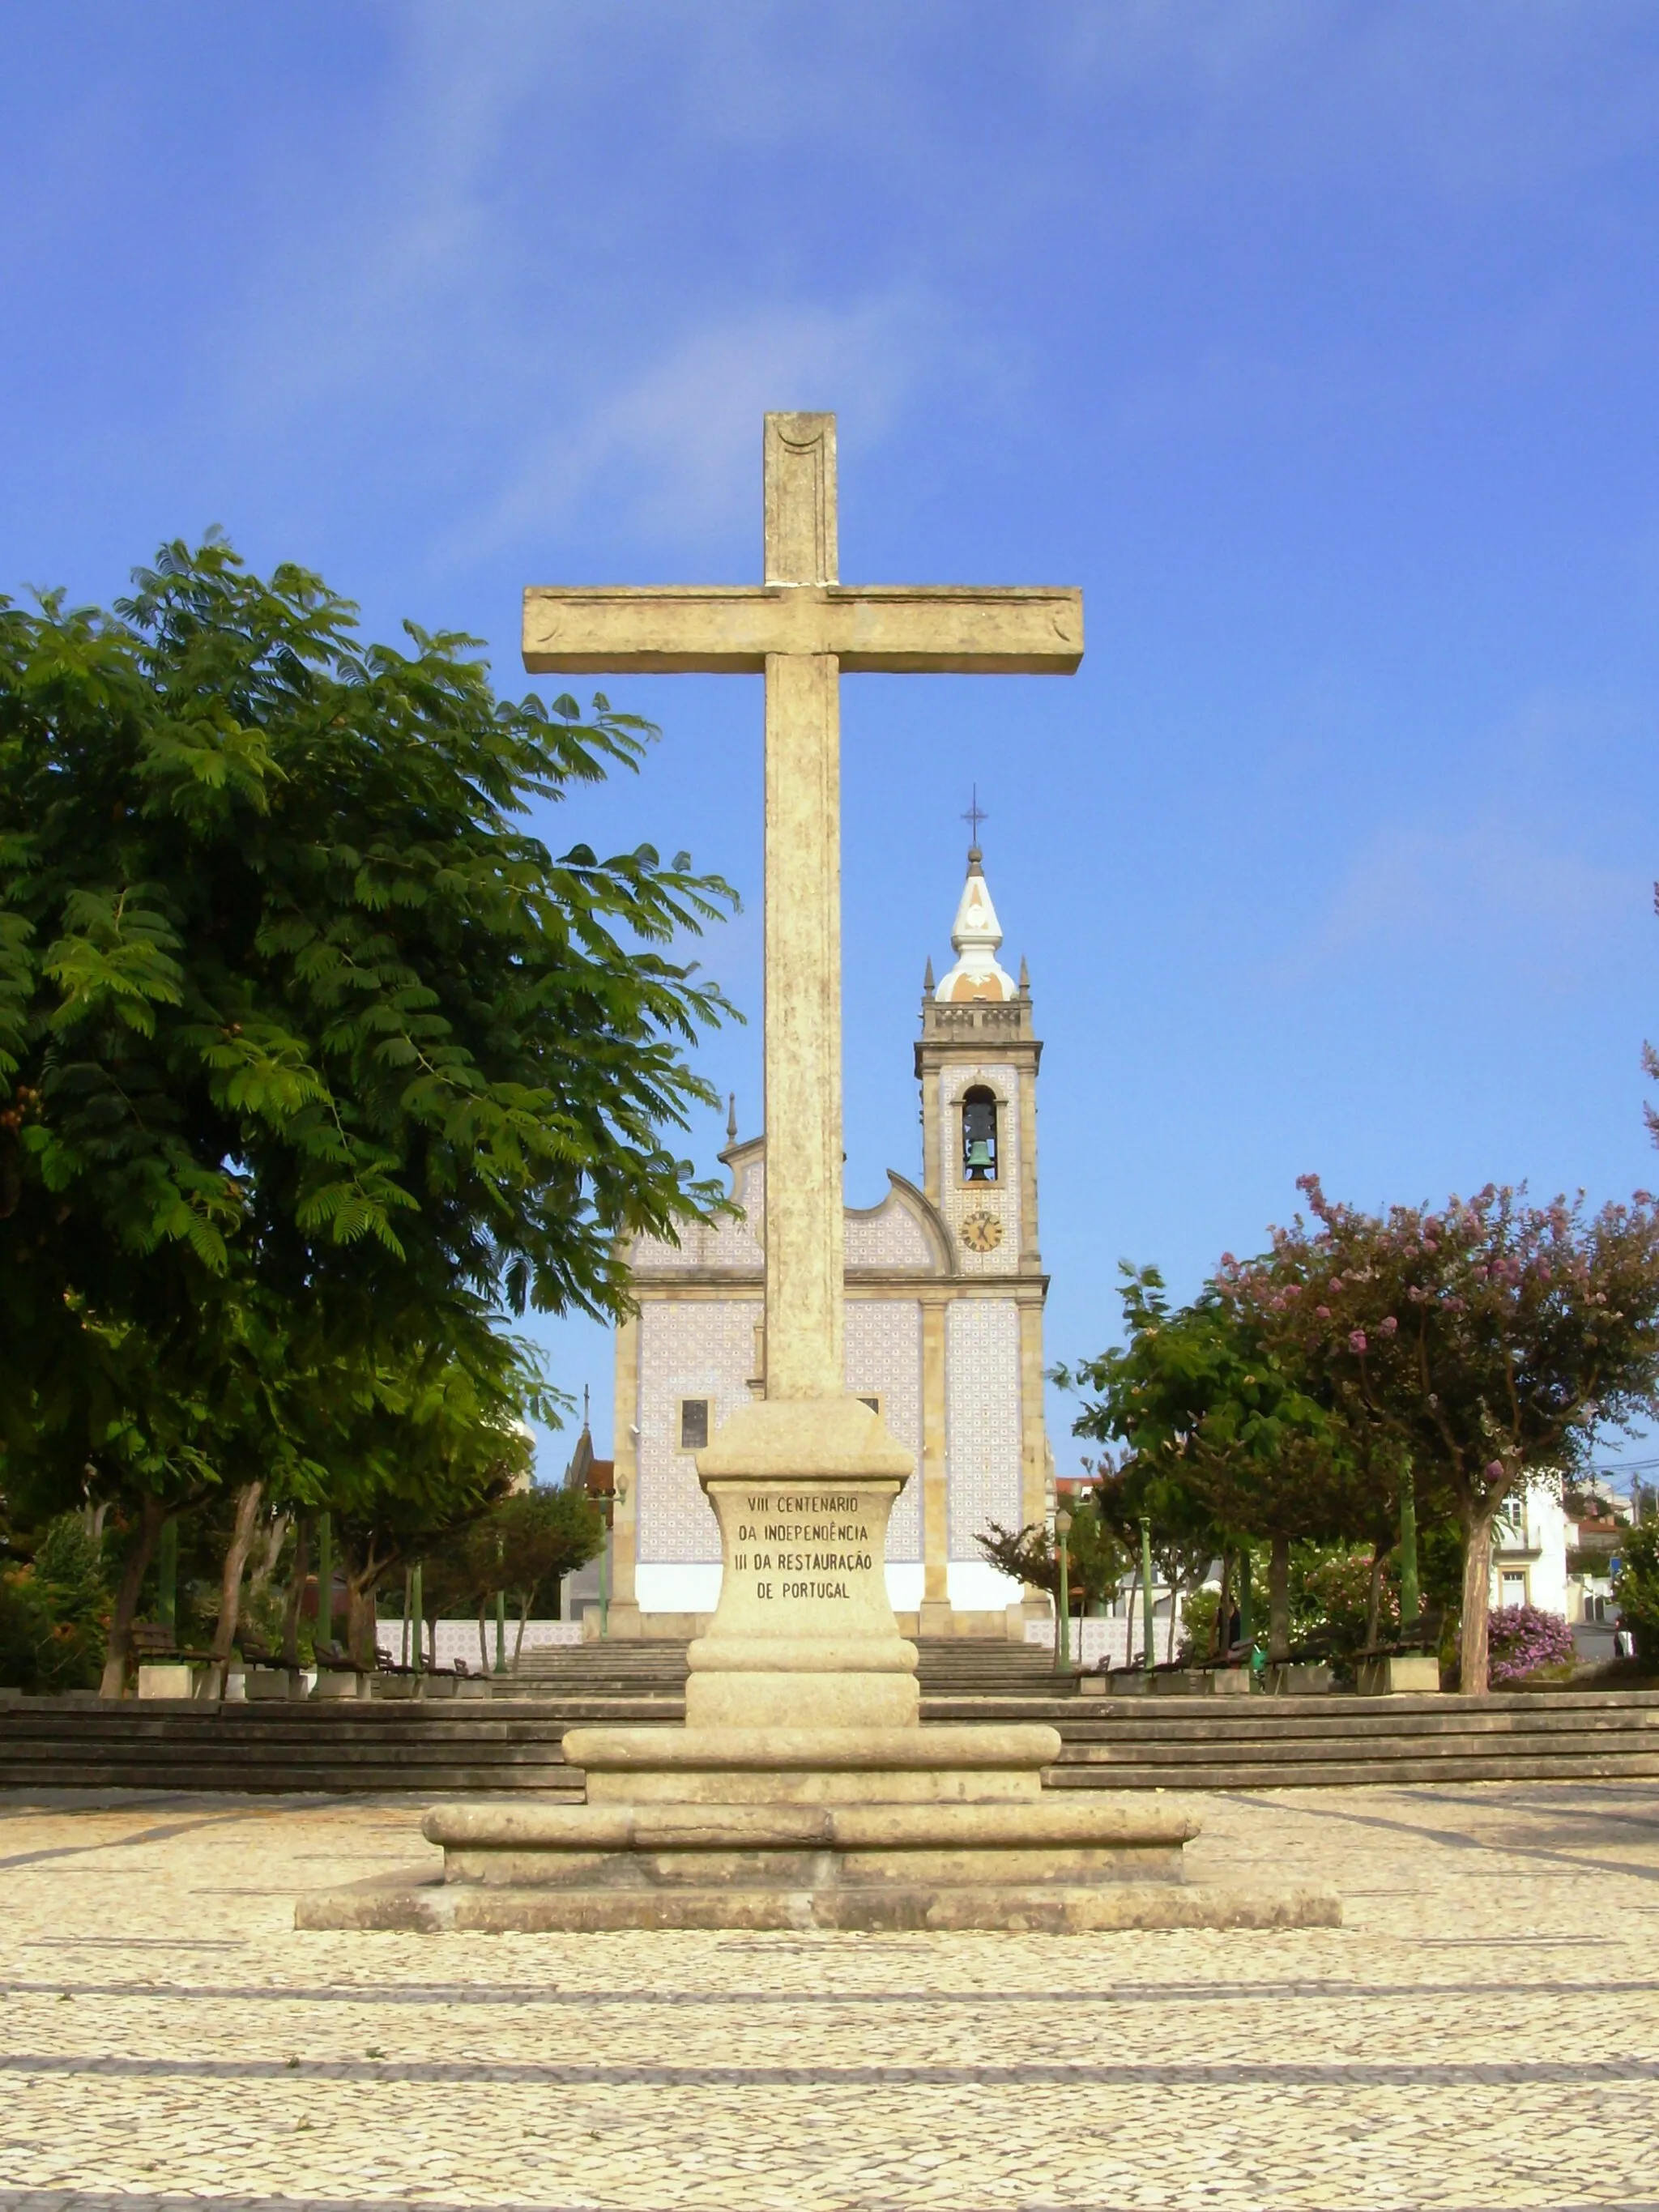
left=679, top=1399, right=710, bottom=1451
left=1501, top=1570, right=1527, bottom=1608
left=961, top=1087, right=999, bottom=1182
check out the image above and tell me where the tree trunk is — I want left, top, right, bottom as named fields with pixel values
left=210, top=1481, right=267, bottom=1667
left=478, top=1608, right=489, bottom=1671
left=280, top=1518, right=310, bottom=1668
left=514, top=1592, right=531, bottom=1664
left=1364, top=1541, right=1388, bottom=1651
left=1166, top=1575, right=1181, bottom=1664
left=345, top=1570, right=381, bottom=1670
left=1460, top=1509, right=1495, bottom=1694
left=1268, top=1534, right=1292, bottom=1664
left=1398, top=1467, right=1420, bottom=1632
left=248, top=1511, right=289, bottom=1605
left=99, top=1494, right=167, bottom=1698
left=1123, top=1562, right=1141, bottom=1667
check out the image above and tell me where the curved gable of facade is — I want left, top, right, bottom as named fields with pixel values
left=629, top=1145, right=952, bottom=1281
left=846, top=1172, right=954, bottom=1278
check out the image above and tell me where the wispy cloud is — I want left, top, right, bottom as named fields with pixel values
left=1268, top=794, right=1650, bottom=1014
left=469, top=292, right=941, bottom=563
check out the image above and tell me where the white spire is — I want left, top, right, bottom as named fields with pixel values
left=935, top=843, right=1017, bottom=1004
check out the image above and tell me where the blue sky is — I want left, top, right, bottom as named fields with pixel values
left=6, top=4, right=1659, bottom=1484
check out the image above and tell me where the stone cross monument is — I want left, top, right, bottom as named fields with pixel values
left=303, top=416, right=1336, bottom=1929
left=524, top=414, right=1081, bottom=1731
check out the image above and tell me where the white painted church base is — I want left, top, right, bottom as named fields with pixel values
left=631, top=1561, right=1026, bottom=1637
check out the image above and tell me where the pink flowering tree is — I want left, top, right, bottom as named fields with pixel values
left=1218, top=1180, right=1659, bottom=1693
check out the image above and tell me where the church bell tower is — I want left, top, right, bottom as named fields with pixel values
left=912, top=823, right=1050, bottom=1632
left=915, top=838, right=1043, bottom=1276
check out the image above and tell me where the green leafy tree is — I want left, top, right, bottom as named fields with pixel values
left=1220, top=1178, right=1659, bottom=1692
left=1057, top=1266, right=1374, bottom=1662
left=309, top=1332, right=544, bottom=1666
left=484, top=1485, right=605, bottom=1660
left=1614, top=1519, right=1659, bottom=1669
left=0, top=539, right=737, bottom=1682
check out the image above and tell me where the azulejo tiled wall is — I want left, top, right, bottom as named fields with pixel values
left=846, top=1195, right=936, bottom=1271
left=845, top=1297, right=923, bottom=1561
left=636, top=1300, right=760, bottom=1562
left=945, top=1298, right=1023, bottom=1559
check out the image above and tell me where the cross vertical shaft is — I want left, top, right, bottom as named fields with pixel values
left=761, top=414, right=842, bottom=1400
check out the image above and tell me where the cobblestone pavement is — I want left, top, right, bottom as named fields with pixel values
left=0, top=1780, right=1653, bottom=2211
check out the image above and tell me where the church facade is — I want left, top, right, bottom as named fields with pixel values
left=603, top=844, right=1053, bottom=1640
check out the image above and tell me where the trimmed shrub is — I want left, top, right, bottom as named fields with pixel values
left=0, top=1515, right=110, bottom=1692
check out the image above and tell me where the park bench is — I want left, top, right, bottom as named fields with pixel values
left=233, top=1630, right=305, bottom=1700
left=127, top=1621, right=215, bottom=1699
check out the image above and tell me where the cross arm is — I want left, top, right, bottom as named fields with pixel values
left=522, top=585, right=1082, bottom=676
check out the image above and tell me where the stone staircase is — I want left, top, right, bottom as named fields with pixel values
left=508, top=1634, right=1066, bottom=1700
left=0, top=1697, right=596, bottom=1796
left=915, top=1639, right=1068, bottom=1698
left=512, top=1639, right=689, bottom=1696
left=949, top=1688, right=1659, bottom=1788
left=2, top=1646, right=1654, bottom=1793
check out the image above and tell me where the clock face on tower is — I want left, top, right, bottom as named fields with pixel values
left=960, top=1208, right=1003, bottom=1254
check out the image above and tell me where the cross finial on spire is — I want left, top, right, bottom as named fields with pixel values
left=962, top=785, right=988, bottom=855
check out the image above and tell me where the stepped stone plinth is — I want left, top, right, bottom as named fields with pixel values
left=298, top=1403, right=1337, bottom=1933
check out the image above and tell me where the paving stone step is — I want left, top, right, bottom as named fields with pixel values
left=0, top=1762, right=583, bottom=1793
left=1055, top=1730, right=1659, bottom=1766
left=1050, top=1751, right=1659, bottom=1788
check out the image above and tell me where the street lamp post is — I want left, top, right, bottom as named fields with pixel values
left=1054, top=1507, right=1073, bottom=1673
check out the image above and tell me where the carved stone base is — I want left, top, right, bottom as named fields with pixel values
left=296, top=1796, right=1340, bottom=1933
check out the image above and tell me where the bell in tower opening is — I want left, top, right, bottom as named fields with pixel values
left=962, top=1086, right=999, bottom=1181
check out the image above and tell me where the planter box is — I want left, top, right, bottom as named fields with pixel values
left=1265, top=1663, right=1333, bottom=1696
left=419, top=1675, right=458, bottom=1699
left=1106, top=1669, right=1155, bottom=1695
left=1154, top=1667, right=1252, bottom=1696
left=245, top=1666, right=301, bottom=1701
left=1077, top=1673, right=1107, bottom=1697
left=371, top=1675, right=418, bottom=1699
left=136, top=1663, right=196, bottom=1700
left=311, top=1670, right=368, bottom=1700
left=1356, top=1653, right=1441, bottom=1696
left=453, top=1676, right=493, bottom=1699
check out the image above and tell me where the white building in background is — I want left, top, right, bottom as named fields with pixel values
left=1491, top=1481, right=1569, bottom=1616
left=601, top=839, right=1055, bottom=1641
